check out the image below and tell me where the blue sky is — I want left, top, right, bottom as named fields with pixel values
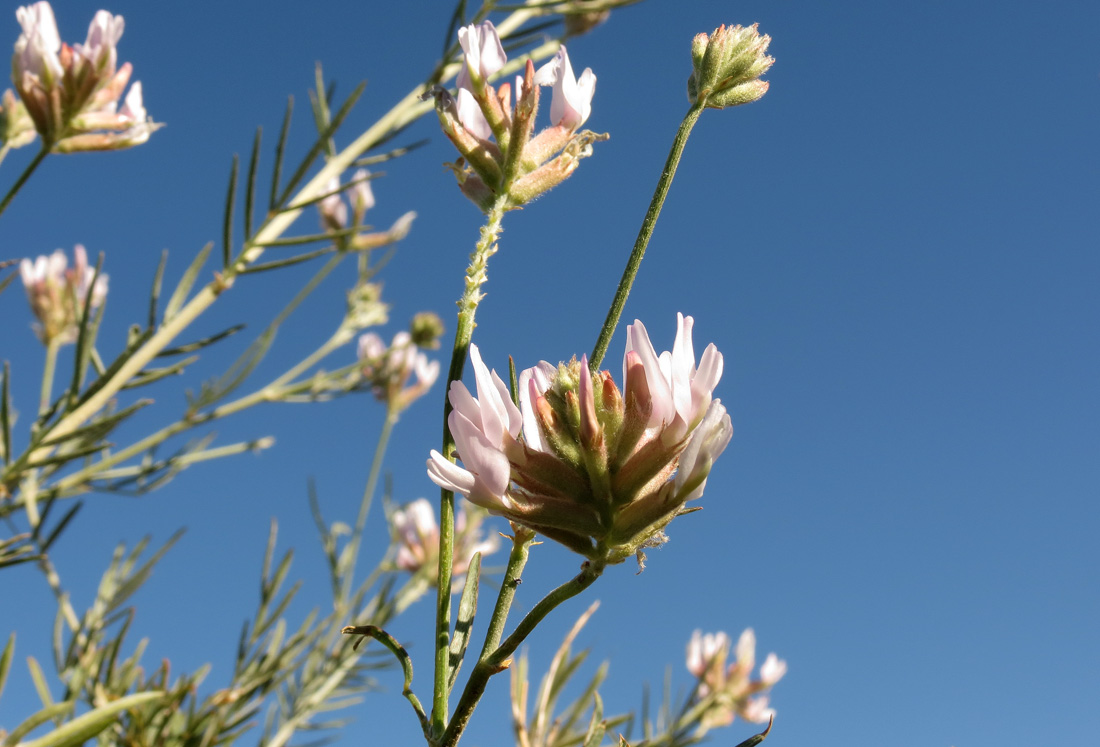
left=2, top=1, right=1099, bottom=746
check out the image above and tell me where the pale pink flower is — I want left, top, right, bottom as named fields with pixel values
left=73, top=9, right=124, bottom=75
left=686, top=629, right=730, bottom=678
left=533, top=46, right=596, bottom=129
left=456, top=21, right=506, bottom=92
left=20, top=244, right=107, bottom=345
left=455, top=86, right=492, bottom=140
left=427, top=314, right=730, bottom=565
left=12, top=3, right=156, bottom=150
left=318, top=176, right=348, bottom=230
left=14, top=2, right=62, bottom=81
left=358, top=330, right=440, bottom=412
left=685, top=627, right=786, bottom=726
left=391, top=498, right=500, bottom=578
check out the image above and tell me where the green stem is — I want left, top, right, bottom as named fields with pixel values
left=0, top=141, right=48, bottom=220
left=38, top=340, right=60, bottom=418
left=441, top=557, right=606, bottom=747
left=589, top=102, right=705, bottom=369
left=432, top=192, right=511, bottom=736
left=341, top=409, right=397, bottom=600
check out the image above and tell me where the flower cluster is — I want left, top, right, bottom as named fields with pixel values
left=316, top=169, right=417, bottom=252
left=20, top=244, right=108, bottom=345
left=432, top=21, right=606, bottom=210
left=428, top=314, right=732, bottom=566
left=687, top=23, right=774, bottom=110
left=319, top=169, right=375, bottom=232
left=357, top=330, right=441, bottom=413
left=10, top=2, right=158, bottom=151
left=390, top=498, right=499, bottom=579
left=685, top=628, right=786, bottom=725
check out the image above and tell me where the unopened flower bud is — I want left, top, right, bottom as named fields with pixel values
left=687, top=24, right=774, bottom=110
left=409, top=311, right=444, bottom=349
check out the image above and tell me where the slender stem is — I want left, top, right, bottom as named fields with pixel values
left=341, top=409, right=397, bottom=600
left=0, top=141, right=49, bottom=220
left=441, top=557, right=606, bottom=747
left=432, top=192, right=511, bottom=736
left=479, top=526, right=535, bottom=656
left=589, top=102, right=706, bottom=369
left=38, top=339, right=60, bottom=417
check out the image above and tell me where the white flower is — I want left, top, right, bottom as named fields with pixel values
left=19, top=244, right=107, bottom=345
left=456, top=21, right=506, bottom=92
left=14, top=2, right=62, bottom=81
left=534, top=46, right=596, bottom=129
left=686, top=629, right=731, bottom=678
left=391, top=498, right=500, bottom=577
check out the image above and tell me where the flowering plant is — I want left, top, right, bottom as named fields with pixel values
left=0, top=3, right=780, bottom=747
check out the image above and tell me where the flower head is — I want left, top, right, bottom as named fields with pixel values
left=428, top=314, right=731, bottom=566
left=11, top=2, right=159, bottom=149
left=390, top=498, right=500, bottom=579
left=358, top=330, right=441, bottom=413
left=430, top=24, right=606, bottom=210
left=20, top=244, right=107, bottom=345
left=686, top=628, right=785, bottom=726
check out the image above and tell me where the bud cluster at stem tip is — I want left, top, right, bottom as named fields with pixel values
left=10, top=2, right=160, bottom=151
left=430, top=20, right=607, bottom=211
left=687, top=23, right=774, bottom=109
left=427, top=314, right=732, bottom=568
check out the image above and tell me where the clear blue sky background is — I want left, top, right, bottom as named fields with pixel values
left=2, top=1, right=1098, bottom=746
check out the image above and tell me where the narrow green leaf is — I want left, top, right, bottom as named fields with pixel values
left=4, top=701, right=74, bottom=746
left=20, top=691, right=164, bottom=747
left=276, top=81, right=365, bottom=208
left=147, top=249, right=168, bottom=331
left=25, top=656, right=53, bottom=709
left=245, top=127, right=262, bottom=240
left=581, top=692, right=605, bottom=747
left=0, top=632, right=14, bottom=701
left=270, top=96, right=294, bottom=211
left=441, top=0, right=468, bottom=60
left=1, top=361, right=12, bottom=465
left=238, top=247, right=337, bottom=275
left=39, top=502, right=82, bottom=553
left=106, top=530, right=183, bottom=616
left=69, top=255, right=106, bottom=399
left=0, top=266, right=16, bottom=298
left=164, top=242, right=213, bottom=322
left=250, top=225, right=358, bottom=247
left=447, top=551, right=481, bottom=690
left=508, top=355, right=519, bottom=406
left=732, top=715, right=774, bottom=747
left=24, top=441, right=108, bottom=469
left=352, top=138, right=429, bottom=167
left=120, top=357, right=199, bottom=390
left=38, top=399, right=152, bottom=447
left=156, top=324, right=245, bottom=357
left=223, top=154, right=239, bottom=268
